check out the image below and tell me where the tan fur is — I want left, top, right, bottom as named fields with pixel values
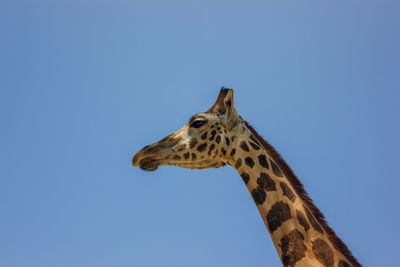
left=132, top=88, right=360, bottom=267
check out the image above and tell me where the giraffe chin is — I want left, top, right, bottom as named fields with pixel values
left=138, top=158, right=159, bottom=171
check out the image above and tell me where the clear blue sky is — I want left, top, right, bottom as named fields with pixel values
left=1, top=1, right=399, bottom=266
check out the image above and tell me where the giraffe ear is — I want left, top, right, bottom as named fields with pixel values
left=207, top=88, right=239, bottom=129
left=222, top=89, right=239, bottom=129
left=207, top=88, right=230, bottom=114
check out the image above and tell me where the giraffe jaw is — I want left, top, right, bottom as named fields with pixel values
left=132, top=150, right=225, bottom=171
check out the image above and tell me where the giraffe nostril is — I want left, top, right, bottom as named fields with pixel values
left=144, top=146, right=160, bottom=154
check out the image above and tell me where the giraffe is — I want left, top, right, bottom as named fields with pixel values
left=132, top=88, right=361, bottom=267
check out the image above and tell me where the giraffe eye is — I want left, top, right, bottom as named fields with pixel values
left=190, top=120, right=207, bottom=128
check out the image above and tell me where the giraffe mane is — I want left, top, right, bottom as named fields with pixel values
left=244, top=121, right=361, bottom=267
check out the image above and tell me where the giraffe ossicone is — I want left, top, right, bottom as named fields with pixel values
left=132, top=88, right=361, bottom=267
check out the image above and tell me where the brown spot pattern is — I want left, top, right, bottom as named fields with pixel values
left=279, top=229, right=307, bottom=267
left=173, top=155, right=181, bottom=160
left=250, top=134, right=261, bottom=146
left=251, top=187, right=266, bottom=205
left=221, top=147, right=227, bottom=156
left=208, top=144, right=215, bottom=156
left=241, top=172, right=250, bottom=184
left=201, top=132, right=208, bottom=140
left=183, top=153, right=190, bottom=160
left=189, top=139, right=198, bottom=149
left=271, top=160, right=283, bottom=177
left=296, top=210, right=310, bottom=232
left=235, top=158, right=242, bottom=169
left=257, top=172, right=276, bottom=191
left=266, top=201, right=291, bottom=233
left=258, top=154, right=269, bottom=169
left=243, top=121, right=361, bottom=267
left=230, top=148, right=236, bottom=156
left=191, top=153, right=197, bottom=160
left=225, top=136, right=230, bottom=146
left=249, top=142, right=260, bottom=150
left=304, top=205, right=323, bottom=234
left=280, top=182, right=296, bottom=202
left=216, top=135, right=221, bottom=144
left=240, top=141, right=250, bottom=152
left=312, top=238, right=334, bottom=267
left=197, top=143, right=207, bottom=152
left=251, top=173, right=275, bottom=205
left=209, top=130, right=216, bottom=141
left=245, top=157, right=254, bottom=168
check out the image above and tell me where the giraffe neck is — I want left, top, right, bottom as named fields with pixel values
left=228, top=127, right=355, bottom=267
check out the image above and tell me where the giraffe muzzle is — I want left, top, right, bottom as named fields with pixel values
left=138, top=158, right=159, bottom=171
left=132, top=151, right=160, bottom=171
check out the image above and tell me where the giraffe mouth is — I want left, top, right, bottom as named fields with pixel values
left=132, top=150, right=161, bottom=171
left=138, top=158, right=159, bottom=171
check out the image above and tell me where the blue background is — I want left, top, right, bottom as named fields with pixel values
left=1, top=1, right=399, bottom=266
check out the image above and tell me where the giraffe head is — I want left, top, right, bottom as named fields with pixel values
left=132, top=88, right=243, bottom=171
